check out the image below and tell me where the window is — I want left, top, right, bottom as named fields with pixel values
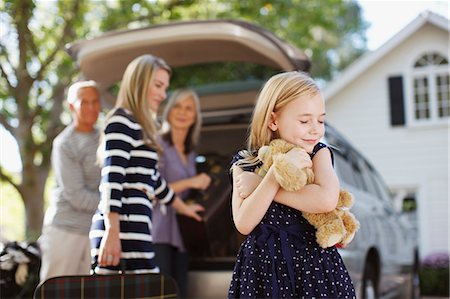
left=437, top=74, right=450, bottom=117
left=334, top=151, right=367, bottom=191
left=410, top=52, right=450, bottom=124
left=334, top=153, right=358, bottom=187
left=358, top=161, right=381, bottom=198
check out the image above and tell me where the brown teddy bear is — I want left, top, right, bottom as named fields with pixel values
left=257, top=139, right=359, bottom=248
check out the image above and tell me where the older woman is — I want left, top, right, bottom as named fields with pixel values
left=153, top=88, right=211, bottom=297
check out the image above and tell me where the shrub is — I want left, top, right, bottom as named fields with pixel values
left=419, top=252, right=449, bottom=296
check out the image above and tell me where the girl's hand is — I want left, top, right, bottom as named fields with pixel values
left=98, top=228, right=121, bottom=267
left=190, top=173, right=212, bottom=190
left=236, top=171, right=262, bottom=199
left=285, top=148, right=312, bottom=170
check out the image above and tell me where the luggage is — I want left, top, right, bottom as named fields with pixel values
left=33, top=272, right=178, bottom=298
left=177, top=154, right=239, bottom=258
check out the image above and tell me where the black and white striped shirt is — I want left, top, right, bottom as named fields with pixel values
left=90, top=108, right=175, bottom=273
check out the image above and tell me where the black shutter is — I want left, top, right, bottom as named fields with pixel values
left=388, top=76, right=405, bottom=126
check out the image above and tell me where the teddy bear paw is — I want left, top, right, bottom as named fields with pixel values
left=318, top=233, right=342, bottom=248
left=341, top=231, right=356, bottom=246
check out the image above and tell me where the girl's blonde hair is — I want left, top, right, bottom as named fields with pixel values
left=248, top=71, right=320, bottom=151
left=160, top=88, right=202, bottom=153
left=235, top=71, right=320, bottom=170
left=107, top=54, right=171, bottom=146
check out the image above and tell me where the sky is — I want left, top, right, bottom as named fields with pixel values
left=0, top=0, right=449, bottom=173
left=358, top=0, right=448, bottom=50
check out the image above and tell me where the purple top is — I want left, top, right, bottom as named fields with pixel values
left=152, top=137, right=197, bottom=251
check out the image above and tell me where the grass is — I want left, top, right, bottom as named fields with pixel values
left=0, top=173, right=54, bottom=242
left=0, top=181, right=25, bottom=241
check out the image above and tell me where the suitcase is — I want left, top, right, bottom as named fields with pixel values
left=33, top=272, right=179, bottom=299
left=177, top=154, right=238, bottom=258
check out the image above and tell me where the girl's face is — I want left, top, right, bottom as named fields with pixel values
left=269, top=92, right=326, bottom=153
left=168, top=96, right=197, bottom=131
left=147, top=68, right=170, bottom=112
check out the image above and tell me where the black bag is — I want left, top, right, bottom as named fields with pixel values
left=177, top=154, right=238, bottom=258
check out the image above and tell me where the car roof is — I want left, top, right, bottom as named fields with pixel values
left=67, top=19, right=311, bottom=108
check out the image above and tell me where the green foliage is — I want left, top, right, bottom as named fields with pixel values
left=420, top=267, right=450, bottom=296
left=215, top=0, right=368, bottom=80
left=419, top=252, right=450, bottom=296
left=171, top=62, right=279, bottom=89
left=83, top=0, right=368, bottom=81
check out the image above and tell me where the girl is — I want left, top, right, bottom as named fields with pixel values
left=90, top=55, right=204, bottom=274
left=153, top=88, right=211, bottom=296
left=228, top=71, right=355, bottom=298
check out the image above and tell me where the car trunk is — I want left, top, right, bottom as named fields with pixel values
left=67, top=19, right=310, bottom=109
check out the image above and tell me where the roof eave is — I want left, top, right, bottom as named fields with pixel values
left=324, top=11, right=449, bottom=101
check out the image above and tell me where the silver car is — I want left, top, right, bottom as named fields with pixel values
left=68, top=20, right=419, bottom=299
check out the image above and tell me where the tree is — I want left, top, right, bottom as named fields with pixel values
left=0, top=0, right=90, bottom=240
left=216, top=0, right=368, bottom=81
left=0, top=0, right=367, bottom=241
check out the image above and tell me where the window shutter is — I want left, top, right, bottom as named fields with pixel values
left=388, top=76, right=405, bottom=126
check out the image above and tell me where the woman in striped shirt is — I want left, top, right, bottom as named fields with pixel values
left=90, top=54, right=204, bottom=274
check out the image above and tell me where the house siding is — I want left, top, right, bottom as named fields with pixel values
left=326, top=23, right=449, bottom=258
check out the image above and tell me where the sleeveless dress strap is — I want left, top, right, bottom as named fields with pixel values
left=310, top=142, right=334, bottom=166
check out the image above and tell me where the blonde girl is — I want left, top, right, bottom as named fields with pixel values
left=228, top=71, right=355, bottom=298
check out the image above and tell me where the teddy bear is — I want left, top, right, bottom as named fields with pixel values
left=256, top=139, right=360, bottom=248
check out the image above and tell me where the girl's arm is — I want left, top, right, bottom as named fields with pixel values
left=98, top=212, right=121, bottom=267
left=274, top=148, right=340, bottom=213
left=231, top=165, right=279, bottom=235
left=236, top=148, right=339, bottom=213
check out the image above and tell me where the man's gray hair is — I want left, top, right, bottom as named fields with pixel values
left=67, top=80, right=98, bottom=104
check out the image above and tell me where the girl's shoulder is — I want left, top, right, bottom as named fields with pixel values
left=113, top=107, right=136, bottom=121
left=310, top=142, right=328, bottom=156
left=310, top=142, right=334, bottom=164
left=107, top=108, right=140, bottom=129
left=104, top=108, right=142, bottom=142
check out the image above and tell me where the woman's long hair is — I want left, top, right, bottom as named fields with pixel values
left=160, top=88, right=202, bottom=154
left=98, top=55, right=171, bottom=163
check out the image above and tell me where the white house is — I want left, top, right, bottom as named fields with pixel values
left=324, top=11, right=449, bottom=259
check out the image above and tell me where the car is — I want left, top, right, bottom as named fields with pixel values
left=68, top=19, right=419, bottom=299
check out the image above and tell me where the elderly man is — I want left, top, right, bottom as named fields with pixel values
left=39, top=81, right=102, bottom=282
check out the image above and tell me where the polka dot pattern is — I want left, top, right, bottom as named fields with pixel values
left=229, top=145, right=355, bottom=298
left=228, top=203, right=356, bottom=298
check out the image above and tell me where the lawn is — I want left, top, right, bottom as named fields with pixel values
left=0, top=181, right=25, bottom=241
left=0, top=174, right=54, bottom=242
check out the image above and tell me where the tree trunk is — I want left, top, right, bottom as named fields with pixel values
left=21, top=164, right=50, bottom=241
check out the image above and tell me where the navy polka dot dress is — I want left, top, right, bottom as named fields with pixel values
left=228, top=143, right=356, bottom=299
